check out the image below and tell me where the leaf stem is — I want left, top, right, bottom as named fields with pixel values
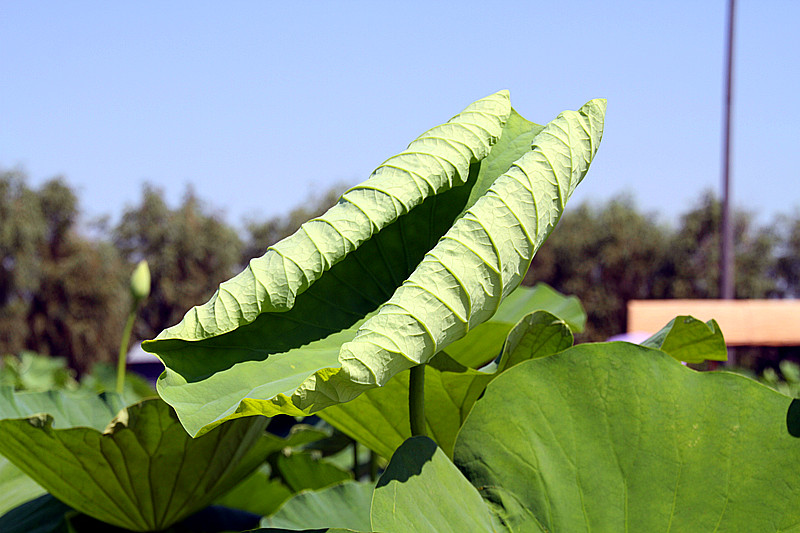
left=352, top=439, right=359, bottom=479
left=116, top=309, right=137, bottom=394
left=409, top=364, right=427, bottom=437
left=369, top=450, right=378, bottom=481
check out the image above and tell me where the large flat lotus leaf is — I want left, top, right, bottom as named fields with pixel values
left=371, top=436, right=499, bottom=532
left=0, top=393, right=270, bottom=531
left=641, top=315, right=727, bottom=363
left=261, top=480, right=375, bottom=531
left=143, top=91, right=606, bottom=437
left=320, top=311, right=573, bottom=458
left=454, top=343, right=800, bottom=532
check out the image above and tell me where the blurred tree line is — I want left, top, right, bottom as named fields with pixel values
left=2, top=167, right=798, bottom=374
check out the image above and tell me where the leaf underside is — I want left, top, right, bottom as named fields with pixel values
left=144, top=91, right=606, bottom=437
left=0, top=393, right=269, bottom=531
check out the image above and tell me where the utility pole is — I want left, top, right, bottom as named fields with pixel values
left=720, top=0, right=736, bottom=366
left=720, top=0, right=736, bottom=301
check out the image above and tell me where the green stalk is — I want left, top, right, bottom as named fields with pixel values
left=119, top=259, right=150, bottom=395
left=409, top=364, right=427, bottom=437
left=352, top=440, right=359, bottom=479
left=369, top=450, right=378, bottom=482
left=116, top=308, right=137, bottom=394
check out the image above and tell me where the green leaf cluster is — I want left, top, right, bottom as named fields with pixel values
left=228, top=314, right=798, bottom=533
left=0, top=391, right=269, bottom=531
left=364, top=342, right=800, bottom=532
left=319, top=290, right=579, bottom=459
left=7, top=90, right=799, bottom=533
left=143, top=90, right=606, bottom=437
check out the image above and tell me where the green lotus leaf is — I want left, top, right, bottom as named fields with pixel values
left=0, top=387, right=125, bottom=517
left=214, top=423, right=335, bottom=516
left=215, top=466, right=293, bottom=517
left=275, top=451, right=353, bottom=493
left=261, top=480, right=375, bottom=531
left=641, top=314, right=727, bottom=363
left=253, top=527, right=366, bottom=533
left=79, top=362, right=158, bottom=405
left=442, top=282, right=583, bottom=369
left=143, top=91, right=606, bottom=437
left=0, top=352, right=78, bottom=392
left=454, top=343, right=800, bottom=531
left=320, top=310, right=573, bottom=458
left=0, top=455, right=46, bottom=516
left=0, top=385, right=126, bottom=427
left=0, top=391, right=270, bottom=531
left=371, top=436, right=499, bottom=532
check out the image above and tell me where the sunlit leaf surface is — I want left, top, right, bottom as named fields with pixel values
left=144, top=91, right=606, bottom=437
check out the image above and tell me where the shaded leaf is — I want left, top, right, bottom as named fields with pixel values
left=0, top=393, right=269, bottom=531
left=144, top=92, right=606, bottom=437
left=214, top=465, right=293, bottom=517
left=275, top=452, right=352, bottom=492
left=59, top=504, right=264, bottom=533
left=261, top=481, right=374, bottom=531
left=0, top=455, right=47, bottom=516
left=214, top=423, right=333, bottom=516
left=0, top=494, right=70, bottom=533
left=0, top=386, right=124, bottom=516
left=371, top=437, right=498, bottom=532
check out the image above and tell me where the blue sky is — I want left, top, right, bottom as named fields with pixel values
left=2, top=1, right=799, bottom=230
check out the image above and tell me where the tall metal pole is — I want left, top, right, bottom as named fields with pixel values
left=720, top=0, right=736, bottom=301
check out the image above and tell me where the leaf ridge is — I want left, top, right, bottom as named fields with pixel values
left=335, top=100, right=605, bottom=391
left=145, top=91, right=511, bottom=346
left=145, top=94, right=605, bottom=437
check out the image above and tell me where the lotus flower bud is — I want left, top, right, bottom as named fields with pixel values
left=130, top=260, right=151, bottom=304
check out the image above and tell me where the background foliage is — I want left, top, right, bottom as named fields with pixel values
left=2, top=168, right=798, bottom=374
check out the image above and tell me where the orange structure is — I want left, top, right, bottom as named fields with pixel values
left=627, top=300, right=800, bottom=346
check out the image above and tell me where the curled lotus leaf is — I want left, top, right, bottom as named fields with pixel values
left=143, top=91, right=606, bottom=436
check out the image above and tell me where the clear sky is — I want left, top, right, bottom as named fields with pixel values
left=2, top=1, right=798, bottom=231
